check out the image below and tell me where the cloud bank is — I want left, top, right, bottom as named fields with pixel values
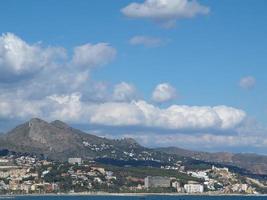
left=0, top=92, right=246, bottom=132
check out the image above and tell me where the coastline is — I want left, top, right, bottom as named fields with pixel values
left=1, top=192, right=267, bottom=197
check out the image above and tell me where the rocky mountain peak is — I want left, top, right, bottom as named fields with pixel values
left=27, top=118, right=53, bottom=144
left=50, top=120, right=70, bottom=130
left=28, top=118, right=48, bottom=127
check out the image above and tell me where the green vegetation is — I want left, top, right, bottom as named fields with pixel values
left=102, top=165, right=203, bottom=183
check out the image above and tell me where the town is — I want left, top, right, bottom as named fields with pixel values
left=0, top=154, right=267, bottom=195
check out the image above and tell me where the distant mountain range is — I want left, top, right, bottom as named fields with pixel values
left=157, top=147, right=267, bottom=175
left=0, top=118, right=267, bottom=175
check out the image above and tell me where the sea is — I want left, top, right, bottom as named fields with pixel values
left=1, top=195, right=267, bottom=200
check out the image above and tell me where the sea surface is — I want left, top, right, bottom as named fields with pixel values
left=1, top=195, right=267, bottom=200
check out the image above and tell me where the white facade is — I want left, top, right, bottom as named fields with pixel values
left=68, top=158, right=82, bottom=165
left=184, top=184, right=204, bottom=193
left=188, top=171, right=209, bottom=181
left=212, top=165, right=229, bottom=172
left=0, top=159, right=9, bottom=163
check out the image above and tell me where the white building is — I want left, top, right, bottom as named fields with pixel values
left=0, top=159, right=9, bottom=163
left=232, top=183, right=248, bottom=192
left=212, top=165, right=229, bottom=172
left=68, top=158, right=82, bottom=165
left=184, top=183, right=204, bottom=193
left=188, top=171, right=209, bottom=181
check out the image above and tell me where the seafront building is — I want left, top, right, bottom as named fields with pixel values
left=184, top=183, right=204, bottom=193
left=144, top=176, right=170, bottom=188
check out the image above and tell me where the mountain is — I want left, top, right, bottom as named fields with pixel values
left=0, top=118, right=177, bottom=165
left=157, top=147, right=267, bottom=175
left=0, top=118, right=143, bottom=161
left=1, top=118, right=267, bottom=176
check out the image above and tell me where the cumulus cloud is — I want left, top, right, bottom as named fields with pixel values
left=89, top=100, right=246, bottom=131
left=0, top=33, right=116, bottom=85
left=121, top=0, right=210, bottom=27
left=0, top=92, right=246, bottom=132
left=71, top=43, right=116, bottom=69
left=0, top=33, right=66, bottom=81
left=89, top=102, right=144, bottom=126
left=0, top=95, right=43, bottom=119
left=129, top=36, right=166, bottom=47
left=0, top=33, right=116, bottom=103
left=152, top=83, right=177, bottom=103
left=47, top=93, right=83, bottom=121
left=239, top=76, right=256, bottom=89
left=112, top=82, right=139, bottom=102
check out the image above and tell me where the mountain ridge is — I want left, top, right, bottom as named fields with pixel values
left=157, top=146, right=267, bottom=175
left=0, top=118, right=149, bottom=161
left=0, top=118, right=267, bottom=175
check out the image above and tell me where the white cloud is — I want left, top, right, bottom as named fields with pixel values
left=239, top=76, right=256, bottom=89
left=213, top=106, right=247, bottom=129
left=152, top=83, right=177, bottom=103
left=71, top=43, right=116, bottom=69
left=129, top=36, right=165, bottom=47
left=0, top=33, right=117, bottom=104
left=112, top=82, right=139, bottom=102
left=89, top=100, right=246, bottom=131
left=121, top=0, right=210, bottom=27
left=0, top=95, right=43, bottom=119
left=0, top=32, right=116, bottom=88
left=90, top=102, right=145, bottom=126
left=0, top=92, right=246, bottom=132
left=0, top=33, right=66, bottom=80
left=47, top=93, right=83, bottom=121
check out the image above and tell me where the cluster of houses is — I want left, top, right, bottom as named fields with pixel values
left=144, top=176, right=203, bottom=193
left=0, top=157, right=56, bottom=193
left=0, top=156, right=116, bottom=194
left=144, top=165, right=260, bottom=194
left=0, top=155, right=264, bottom=194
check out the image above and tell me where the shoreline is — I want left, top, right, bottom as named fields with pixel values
left=1, top=192, right=267, bottom=197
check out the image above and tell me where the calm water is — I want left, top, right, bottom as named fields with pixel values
left=1, top=196, right=267, bottom=200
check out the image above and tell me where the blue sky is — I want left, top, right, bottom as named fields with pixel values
left=0, top=0, right=266, bottom=154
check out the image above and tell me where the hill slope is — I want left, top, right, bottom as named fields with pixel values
left=1, top=118, right=267, bottom=175
left=157, top=147, right=267, bottom=175
left=0, top=118, right=145, bottom=161
left=0, top=118, right=181, bottom=165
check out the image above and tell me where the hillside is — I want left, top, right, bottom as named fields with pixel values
left=0, top=118, right=267, bottom=176
left=157, top=147, right=267, bottom=175
left=0, top=118, right=140, bottom=160
left=0, top=118, right=181, bottom=164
